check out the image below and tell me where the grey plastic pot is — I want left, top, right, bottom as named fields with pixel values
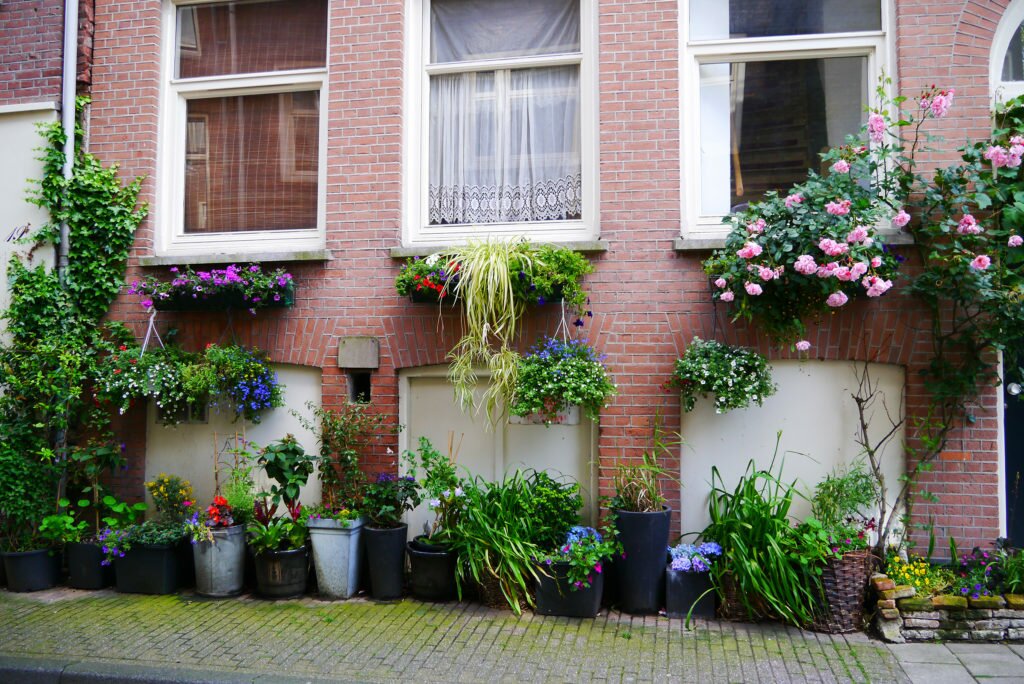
left=307, top=516, right=364, bottom=599
left=192, top=524, right=246, bottom=598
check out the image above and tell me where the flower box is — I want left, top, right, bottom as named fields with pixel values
left=152, top=281, right=294, bottom=312
left=508, top=405, right=580, bottom=426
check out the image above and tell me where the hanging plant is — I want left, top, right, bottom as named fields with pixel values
left=510, top=336, right=616, bottom=425
left=671, top=337, right=776, bottom=413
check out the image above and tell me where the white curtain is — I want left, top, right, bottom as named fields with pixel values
left=428, top=0, right=582, bottom=226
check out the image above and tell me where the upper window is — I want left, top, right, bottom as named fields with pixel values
left=993, top=1, right=1024, bottom=102
left=158, top=0, right=328, bottom=256
left=404, top=0, right=597, bottom=245
left=682, top=0, right=888, bottom=239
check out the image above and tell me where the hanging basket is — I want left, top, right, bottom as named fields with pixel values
left=810, top=549, right=871, bottom=634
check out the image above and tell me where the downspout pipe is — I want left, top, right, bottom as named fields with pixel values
left=58, top=0, right=79, bottom=284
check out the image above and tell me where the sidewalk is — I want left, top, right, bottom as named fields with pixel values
left=0, top=588, right=1020, bottom=683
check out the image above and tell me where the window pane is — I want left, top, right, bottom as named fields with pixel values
left=184, top=92, right=319, bottom=234
left=690, top=0, right=881, bottom=41
left=429, top=65, right=581, bottom=225
left=1003, top=23, right=1024, bottom=81
left=699, top=57, right=867, bottom=216
left=176, top=0, right=327, bottom=79
left=431, top=0, right=579, bottom=64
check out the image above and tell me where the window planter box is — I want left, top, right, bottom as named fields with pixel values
left=152, top=282, right=294, bottom=312
left=509, top=405, right=580, bottom=426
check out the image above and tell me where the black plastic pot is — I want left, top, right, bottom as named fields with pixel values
left=67, top=542, right=114, bottom=590
left=665, top=569, right=714, bottom=619
left=535, top=561, right=604, bottom=618
left=613, top=506, right=671, bottom=614
left=115, top=543, right=179, bottom=594
left=253, top=546, right=308, bottom=599
left=364, top=524, right=407, bottom=600
left=406, top=535, right=456, bottom=602
left=2, top=549, right=60, bottom=592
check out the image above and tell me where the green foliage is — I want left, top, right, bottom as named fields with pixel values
left=362, top=472, right=421, bottom=529
left=124, top=520, right=185, bottom=547
left=402, top=436, right=465, bottom=540
left=0, top=441, right=61, bottom=551
left=997, top=546, right=1024, bottom=593
left=258, top=435, right=315, bottom=510
left=510, top=336, right=616, bottom=424
left=99, top=495, right=147, bottom=529
left=221, top=456, right=257, bottom=527
left=38, top=499, right=89, bottom=545
left=523, top=470, right=582, bottom=550
left=809, top=461, right=878, bottom=527
left=608, top=417, right=679, bottom=513
left=248, top=517, right=308, bottom=554
left=672, top=337, right=776, bottom=413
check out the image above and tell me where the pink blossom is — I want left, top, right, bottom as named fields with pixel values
left=985, top=145, right=1010, bottom=169
left=831, top=159, right=851, bottom=174
left=851, top=262, right=869, bottom=279
left=921, top=88, right=954, bottom=118
left=871, top=256, right=883, bottom=268
left=846, top=226, right=870, bottom=243
left=720, top=290, right=735, bottom=302
left=736, top=242, right=763, bottom=259
left=784, top=193, right=804, bottom=209
left=970, top=254, right=992, bottom=271
left=868, top=113, right=886, bottom=143
left=826, top=199, right=852, bottom=216
left=757, top=266, right=776, bottom=281
left=957, top=214, right=982, bottom=235
left=141, top=298, right=153, bottom=309
left=747, top=218, right=766, bottom=234
left=795, top=340, right=812, bottom=352
left=834, top=266, right=853, bottom=282
left=1012, top=135, right=1024, bottom=146
left=826, top=291, right=849, bottom=308
left=817, top=262, right=839, bottom=278
left=862, top=276, right=893, bottom=297
left=1009, top=235, right=1023, bottom=247
left=714, top=277, right=727, bottom=289
left=744, top=282, right=763, bottom=296
left=893, top=209, right=911, bottom=228
left=793, top=254, right=817, bottom=275
left=818, top=238, right=850, bottom=257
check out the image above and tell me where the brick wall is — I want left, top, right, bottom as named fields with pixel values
left=0, top=0, right=64, bottom=105
left=85, top=0, right=1008, bottom=548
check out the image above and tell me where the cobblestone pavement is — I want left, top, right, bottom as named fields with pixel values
left=0, top=587, right=964, bottom=683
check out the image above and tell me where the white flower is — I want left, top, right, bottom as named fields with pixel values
left=428, top=498, right=441, bottom=509
left=425, top=253, right=440, bottom=267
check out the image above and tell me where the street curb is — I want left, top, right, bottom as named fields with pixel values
left=0, top=655, right=360, bottom=684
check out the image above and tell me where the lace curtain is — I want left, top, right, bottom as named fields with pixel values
left=428, top=0, right=582, bottom=225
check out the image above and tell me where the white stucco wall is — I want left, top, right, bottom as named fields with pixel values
left=679, top=360, right=905, bottom=535
left=399, top=368, right=596, bottom=538
left=0, top=105, right=57, bottom=341
left=145, top=364, right=322, bottom=511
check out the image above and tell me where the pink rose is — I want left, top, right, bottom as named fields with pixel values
left=818, top=238, right=850, bottom=257
left=1010, top=235, right=1023, bottom=248
left=831, top=159, right=851, bottom=174
left=826, top=291, right=849, bottom=308
left=851, top=262, right=869, bottom=279
left=747, top=218, right=766, bottom=234
left=970, top=254, right=991, bottom=271
left=957, top=214, right=981, bottom=235
left=862, top=276, right=893, bottom=297
left=720, top=290, right=735, bottom=302
left=893, top=210, right=911, bottom=228
left=784, top=193, right=804, bottom=209
left=744, top=282, right=763, bottom=296
left=758, top=266, right=775, bottom=281
left=871, top=256, right=883, bottom=268
left=736, top=241, right=763, bottom=259
left=826, top=200, right=852, bottom=216
left=793, top=254, right=817, bottom=275
left=795, top=340, right=811, bottom=352
left=714, top=277, right=727, bottom=289
left=985, top=145, right=1010, bottom=169
left=846, top=226, right=869, bottom=243
left=868, top=113, right=886, bottom=143
left=834, top=266, right=853, bottom=282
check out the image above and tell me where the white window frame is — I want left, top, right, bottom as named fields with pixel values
left=679, top=1, right=894, bottom=240
left=992, top=0, right=1024, bottom=103
left=402, top=0, right=599, bottom=246
left=156, top=0, right=328, bottom=258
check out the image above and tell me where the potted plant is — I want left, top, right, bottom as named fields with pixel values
left=510, top=336, right=616, bottom=426
left=129, top=263, right=295, bottom=313
left=249, top=515, right=309, bottom=599
left=672, top=337, right=776, bottom=414
left=394, top=254, right=461, bottom=303
left=536, top=526, right=619, bottom=618
left=112, top=520, right=187, bottom=594
left=64, top=494, right=147, bottom=590
left=362, top=471, right=421, bottom=600
left=187, top=495, right=246, bottom=598
left=608, top=419, right=677, bottom=615
left=306, top=504, right=363, bottom=600
left=403, top=436, right=465, bottom=602
left=665, top=540, right=722, bottom=621
left=3, top=515, right=63, bottom=593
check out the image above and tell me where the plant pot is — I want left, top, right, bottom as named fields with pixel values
left=535, top=561, right=604, bottom=618
left=364, top=524, right=407, bottom=600
left=67, top=542, right=114, bottom=590
left=665, top=569, right=714, bottom=619
left=193, top=525, right=246, bottom=598
left=253, top=546, right=309, bottom=599
left=177, top=538, right=195, bottom=589
left=1, top=549, right=60, bottom=592
left=613, top=506, right=671, bottom=614
left=308, top=517, right=364, bottom=600
left=406, top=535, right=456, bottom=602
left=115, top=543, right=179, bottom=594
left=153, top=281, right=295, bottom=311
left=810, top=549, right=871, bottom=634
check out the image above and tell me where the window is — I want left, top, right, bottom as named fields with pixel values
left=681, top=0, right=889, bottom=239
left=992, top=0, right=1024, bottom=101
left=404, top=0, right=597, bottom=245
left=158, top=0, right=328, bottom=256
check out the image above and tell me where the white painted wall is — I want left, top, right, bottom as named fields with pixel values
left=679, top=360, right=905, bottom=535
left=399, top=367, right=596, bottom=539
left=145, top=364, right=322, bottom=512
left=0, top=106, right=57, bottom=341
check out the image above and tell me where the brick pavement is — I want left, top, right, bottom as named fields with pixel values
left=0, top=588, right=917, bottom=683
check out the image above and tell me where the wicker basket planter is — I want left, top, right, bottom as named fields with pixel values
left=811, top=550, right=871, bottom=633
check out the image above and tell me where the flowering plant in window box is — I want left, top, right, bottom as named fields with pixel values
left=394, top=254, right=461, bottom=302
left=509, top=336, right=616, bottom=425
left=129, top=264, right=294, bottom=313
left=671, top=337, right=776, bottom=413
left=702, top=83, right=953, bottom=344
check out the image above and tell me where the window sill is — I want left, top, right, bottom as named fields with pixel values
left=139, top=249, right=332, bottom=267
left=673, top=231, right=915, bottom=253
left=390, top=240, right=609, bottom=258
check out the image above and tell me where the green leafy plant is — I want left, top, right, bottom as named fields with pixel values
left=523, top=470, right=582, bottom=551
left=510, top=336, right=616, bottom=424
left=537, top=525, right=620, bottom=591
left=996, top=545, right=1024, bottom=594
left=304, top=503, right=359, bottom=527
left=402, top=436, right=465, bottom=541
left=248, top=516, right=308, bottom=554
left=672, top=337, right=776, bottom=413
left=221, top=451, right=257, bottom=527
left=608, top=416, right=679, bottom=513
left=38, top=499, right=89, bottom=546
left=144, top=473, right=194, bottom=524
left=361, top=472, right=421, bottom=529
left=258, top=435, right=316, bottom=518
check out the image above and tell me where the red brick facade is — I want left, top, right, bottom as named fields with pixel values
left=5, top=0, right=1014, bottom=548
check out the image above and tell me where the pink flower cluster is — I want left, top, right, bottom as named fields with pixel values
left=826, top=200, right=852, bottom=216
left=893, top=209, right=911, bottom=228
left=785, top=193, right=803, bottom=209
left=863, top=275, right=893, bottom=297
left=831, top=159, right=851, bottom=174
left=983, top=136, right=1024, bottom=169
left=736, top=242, right=763, bottom=259
left=868, top=113, right=886, bottom=144
left=957, top=214, right=982, bottom=235
left=920, top=88, right=954, bottom=118
left=970, top=255, right=991, bottom=271
left=1010, top=235, right=1023, bottom=248
left=818, top=238, right=849, bottom=256
left=747, top=218, right=766, bottom=234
